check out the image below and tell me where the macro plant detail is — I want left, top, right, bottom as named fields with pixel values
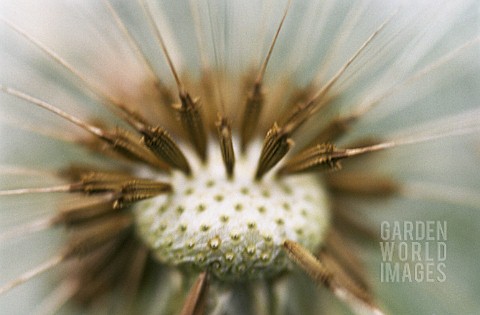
left=0, top=0, right=479, bottom=314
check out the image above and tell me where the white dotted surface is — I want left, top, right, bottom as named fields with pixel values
left=135, top=140, right=330, bottom=280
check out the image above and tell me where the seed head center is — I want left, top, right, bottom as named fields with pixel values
left=134, top=141, right=330, bottom=280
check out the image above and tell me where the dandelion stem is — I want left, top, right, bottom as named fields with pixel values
left=240, top=0, right=291, bottom=151
left=0, top=255, right=63, bottom=295
left=256, top=0, right=291, bottom=84
left=255, top=12, right=398, bottom=180
left=284, top=10, right=397, bottom=131
left=102, top=0, right=166, bottom=91
left=0, top=184, right=73, bottom=196
left=138, top=0, right=182, bottom=89
left=0, top=85, right=104, bottom=137
left=0, top=216, right=55, bottom=243
left=140, top=0, right=208, bottom=160
left=353, top=36, right=480, bottom=121
left=283, top=240, right=384, bottom=315
left=280, top=121, right=480, bottom=176
left=179, top=271, right=209, bottom=315
left=0, top=85, right=168, bottom=169
left=1, top=17, right=133, bottom=117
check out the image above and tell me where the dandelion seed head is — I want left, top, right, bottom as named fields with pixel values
left=0, top=0, right=479, bottom=314
left=135, top=140, right=330, bottom=280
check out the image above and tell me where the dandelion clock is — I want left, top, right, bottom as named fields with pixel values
left=1, top=0, right=479, bottom=314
